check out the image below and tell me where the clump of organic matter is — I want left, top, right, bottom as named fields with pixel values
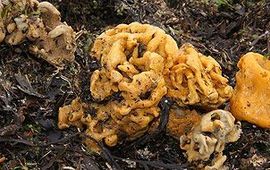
left=0, top=0, right=76, bottom=67
left=180, top=110, right=241, bottom=169
left=166, top=43, right=233, bottom=108
left=230, top=52, right=270, bottom=128
left=58, top=23, right=234, bottom=153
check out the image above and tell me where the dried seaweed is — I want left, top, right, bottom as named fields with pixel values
left=1, top=0, right=270, bottom=169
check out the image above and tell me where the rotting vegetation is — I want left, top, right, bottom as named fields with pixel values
left=0, top=0, right=76, bottom=67
left=0, top=0, right=270, bottom=170
left=58, top=22, right=237, bottom=169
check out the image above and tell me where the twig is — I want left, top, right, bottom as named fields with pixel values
left=40, top=132, right=81, bottom=146
left=0, top=138, right=35, bottom=146
left=82, top=134, right=122, bottom=170
left=249, top=31, right=269, bottom=51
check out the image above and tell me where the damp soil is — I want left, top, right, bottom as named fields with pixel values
left=0, top=0, right=270, bottom=169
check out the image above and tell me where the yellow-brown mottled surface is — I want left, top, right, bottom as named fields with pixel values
left=167, top=107, right=201, bottom=138
left=0, top=0, right=76, bottom=67
left=58, top=23, right=235, bottom=153
left=230, top=52, right=270, bottom=128
left=166, top=43, right=233, bottom=108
